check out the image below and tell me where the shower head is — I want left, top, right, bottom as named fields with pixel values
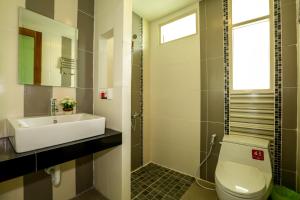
left=132, top=34, right=138, bottom=40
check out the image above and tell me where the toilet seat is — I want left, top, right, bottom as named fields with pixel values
left=215, top=161, right=267, bottom=199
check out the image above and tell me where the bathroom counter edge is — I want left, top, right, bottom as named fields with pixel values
left=0, top=128, right=122, bottom=182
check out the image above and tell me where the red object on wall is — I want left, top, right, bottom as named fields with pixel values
left=252, top=149, right=264, bottom=161
left=99, top=91, right=107, bottom=99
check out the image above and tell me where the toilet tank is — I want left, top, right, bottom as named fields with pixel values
left=218, top=135, right=272, bottom=174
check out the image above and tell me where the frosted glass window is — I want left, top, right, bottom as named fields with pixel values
left=232, top=0, right=269, bottom=24
left=232, top=20, right=270, bottom=90
left=161, top=13, right=197, bottom=44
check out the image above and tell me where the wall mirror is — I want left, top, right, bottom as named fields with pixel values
left=18, top=8, right=78, bottom=87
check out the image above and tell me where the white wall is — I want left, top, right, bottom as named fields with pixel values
left=147, top=3, right=201, bottom=176
left=0, top=0, right=25, bottom=199
left=93, top=0, right=132, bottom=199
left=0, top=0, right=25, bottom=138
left=0, top=1, right=78, bottom=199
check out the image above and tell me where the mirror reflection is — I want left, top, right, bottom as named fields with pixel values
left=18, top=8, right=78, bottom=87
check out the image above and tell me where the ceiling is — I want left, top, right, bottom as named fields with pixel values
left=133, top=0, right=199, bottom=21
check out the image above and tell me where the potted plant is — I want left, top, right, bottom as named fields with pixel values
left=60, top=97, right=76, bottom=114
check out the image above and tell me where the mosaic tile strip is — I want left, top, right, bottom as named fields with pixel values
left=140, top=18, right=144, bottom=167
left=131, top=163, right=194, bottom=200
left=273, top=0, right=282, bottom=185
left=223, top=0, right=230, bottom=135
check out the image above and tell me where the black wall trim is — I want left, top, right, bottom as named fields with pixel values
left=0, top=129, right=122, bottom=183
left=0, top=153, right=35, bottom=182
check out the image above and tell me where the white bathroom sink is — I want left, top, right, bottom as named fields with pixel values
left=7, top=114, right=106, bottom=153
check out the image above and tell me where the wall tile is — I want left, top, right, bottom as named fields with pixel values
left=131, top=91, right=141, bottom=112
left=208, top=122, right=224, bottom=155
left=78, top=12, right=94, bottom=52
left=200, top=151, right=207, bottom=180
left=76, top=155, right=93, bottom=194
left=282, top=3, right=297, bottom=46
left=131, top=64, right=142, bottom=92
left=26, top=0, right=54, bottom=19
left=151, top=89, right=200, bottom=121
left=24, top=171, right=52, bottom=200
left=132, top=51, right=142, bottom=66
left=201, top=122, right=208, bottom=152
left=200, top=31, right=207, bottom=61
left=201, top=91, right=208, bottom=121
left=282, top=88, right=297, bottom=129
left=199, top=1, right=206, bottom=31
left=77, top=50, right=93, bottom=89
left=0, top=29, right=24, bottom=137
left=53, top=161, right=76, bottom=200
left=75, top=0, right=95, bottom=196
left=24, top=85, right=52, bottom=117
left=208, top=90, right=224, bottom=123
left=0, top=177, right=23, bottom=200
left=131, top=144, right=142, bottom=171
left=207, top=58, right=224, bottom=90
left=282, top=170, right=296, bottom=190
left=200, top=0, right=224, bottom=184
left=206, top=0, right=223, bottom=30
left=78, top=0, right=94, bottom=16
left=206, top=27, right=223, bottom=59
left=131, top=117, right=142, bottom=146
left=282, top=129, right=297, bottom=171
left=131, top=13, right=143, bottom=173
left=282, top=45, right=297, bottom=87
left=71, top=189, right=107, bottom=200
left=206, top=153, right=218, bottom=182
left=282, top=0, right=296, bottom=6
left=201, top=61, right=208, bottom=90
left=76, top=88, right=93, bottom=114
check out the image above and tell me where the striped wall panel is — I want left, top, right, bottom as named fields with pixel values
left=23, top=0, right=95, bottom=199
left=229, top=93, right=275, bottom=155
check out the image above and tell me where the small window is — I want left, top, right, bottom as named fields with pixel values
left=160, top=13, right=197, bottom=44
left=232, top=0, right=269, bottom=24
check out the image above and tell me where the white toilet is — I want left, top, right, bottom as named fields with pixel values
left=215, top=135, right=273, bottom=200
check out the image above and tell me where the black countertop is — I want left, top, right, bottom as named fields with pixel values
left=0, top=129, right=122, bottom=182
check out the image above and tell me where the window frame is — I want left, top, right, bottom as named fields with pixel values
left=229, top=0, right=274, bottom=94
left=159, top=10, right=198, bottom=44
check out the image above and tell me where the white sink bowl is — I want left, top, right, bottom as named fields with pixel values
left=7, top=114, right=105, bottom=153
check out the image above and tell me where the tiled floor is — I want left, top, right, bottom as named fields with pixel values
left=71, top=163, right=218, bottom=200
left=131, top=163, right=195, bottom=199
left=181, top=183, right=217, bottom=200
left=71, top=188, right=108, bottom=200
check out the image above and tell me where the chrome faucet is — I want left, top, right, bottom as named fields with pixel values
left=50, top=98, right=59, bottom=116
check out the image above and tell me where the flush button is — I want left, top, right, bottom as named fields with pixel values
left=252, top=149, right=264, bottom=160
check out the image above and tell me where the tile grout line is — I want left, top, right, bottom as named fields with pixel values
left=132, top=170, right=170, bottom=199
left=131, top=163, right=195, bottom=199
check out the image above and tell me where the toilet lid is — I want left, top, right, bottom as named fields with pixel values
left=215, top=161, right=266, bottom=198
